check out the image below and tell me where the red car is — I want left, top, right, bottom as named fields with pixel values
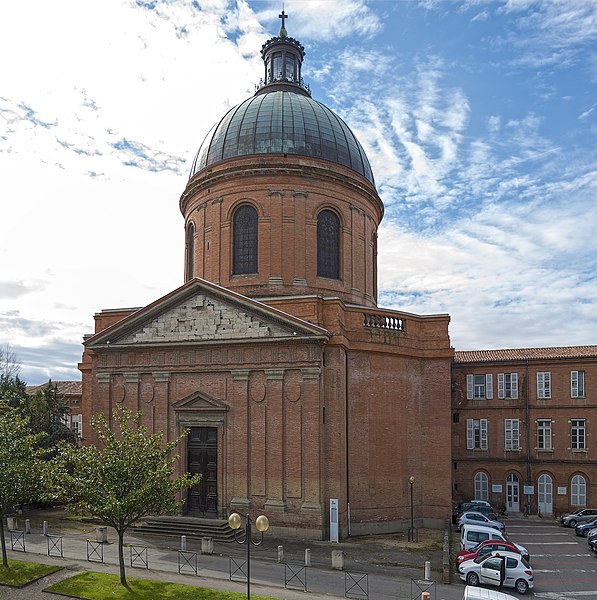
left=455, top=539, right=530, bottom=567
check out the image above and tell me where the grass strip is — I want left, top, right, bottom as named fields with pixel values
left=46, top=571, right=279, bottom=600
left=0, top=559, right=62, bottom=587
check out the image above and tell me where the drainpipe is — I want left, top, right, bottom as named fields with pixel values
left=525, top=359, right=532, bottom=513
left=345, top=347, right=351, bottom=537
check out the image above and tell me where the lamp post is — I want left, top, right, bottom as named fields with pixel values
left=228, top=512, right=269, bottom=600
left=408, top=476, right=415, bottom=542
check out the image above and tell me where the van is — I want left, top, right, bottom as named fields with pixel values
left=462, top=584, right=518, bottom=600
left=460, top=524, right=508, bottom=551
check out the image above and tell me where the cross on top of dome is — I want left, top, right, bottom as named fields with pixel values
left=279, top=8, right=288, bottom=37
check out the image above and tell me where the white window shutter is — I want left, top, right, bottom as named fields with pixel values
left=498, top=374, right=505, bottom=399
left=467, top=375, right=474, bottom=400
left=480, top=419, right=488, bottom=450
left=486, top=374, right=493, bottom=399
left=545, top=372, right=551, bottom=398
left=537, top=372, right=544, bottom=398
left=513, top=419, right=519, bottom=449
left=572, top=371, right=578, bottom=398
left=467, top=419, right=474, bottom=449
left=511, top=373, right=519, bottom=399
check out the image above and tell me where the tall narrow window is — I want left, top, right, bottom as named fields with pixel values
left=185, top=222, right=195, bottom=282
left=537, top=419, right=552, bottom=450
left=571, top=371, right=585, bottom=398
left=498, top=373, right=519, bottom=399
left=467, top=419, right=488, bottom=450
left=571, top=419, right=586, bottom=450
left=537, top=372, right=551, bottom=399
left=571, top=474, right=587, bottom=506
left=466, top=374, right=493, bottom=399
left=505, top=419, right=520, bottom=450
left=233, top=205, right=258, bottom=275
left=474, top=472, right=489, bottom=501
left=317, top=210, right=340, bottom=279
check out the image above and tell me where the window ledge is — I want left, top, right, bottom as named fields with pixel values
left=570, top=449, right=588, bottom=453
left=535, top=448, right=554, bottom=453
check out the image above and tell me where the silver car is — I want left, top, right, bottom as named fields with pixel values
left=458, top=511, right=505, bottom=532
left=560, top=508, right=597, bottom=527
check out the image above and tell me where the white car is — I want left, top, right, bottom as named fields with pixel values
left=458, top=511, right=505, bottom=532
left=458, top=551, right=534, bottom=595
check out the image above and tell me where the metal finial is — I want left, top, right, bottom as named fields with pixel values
left=278, top=7, right=288, bottom=37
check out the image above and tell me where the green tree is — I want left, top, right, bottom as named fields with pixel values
left=26, top=381, right=76, bottom=449
left=54, top=407, right=200, bottom=586
left=0, top=408, right=48, bottom=567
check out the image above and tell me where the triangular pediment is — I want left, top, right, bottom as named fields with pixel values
left=86, top=278, right=328, bottom=348
left=172, top=391, right=229, bottom=413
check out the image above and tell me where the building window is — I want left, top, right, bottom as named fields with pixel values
left=498, top=373, right=518, bottom=399
left=571, top=474, right=587, bottom=506
left=505, top=419, right=520, bottom=451
left=185, top=222, right=195, bottom=282
left=571, top=371, right=585, bottom=398
left=537, top=419, right=552, bottom=450
left=233, top=205, right=258, bottom=275
left=537, top=371, right=551, bottom=399
left=317, top=210, right=340, bottom=279
left=68, top=414, right=83, bottom=439
left=467, top=419, right=488, bottom=450
left=466, top=374, right=493, bottom=400
left=571, top=419, right=586, bottom=450
left=474, top=472, right=489, bottom=501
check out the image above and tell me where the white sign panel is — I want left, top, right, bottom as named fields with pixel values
left=558, top=487, right=567, bottom=495
left=492, top=484, right=503, bottom=493
left=523, top=485, right=535, bottom=495
left=329, top=498, right=339, bottom=543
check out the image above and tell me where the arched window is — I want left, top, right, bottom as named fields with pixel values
left=571, top=474, right=587, bottom=506
left=474, top=472, right=489, bottom=501
left=317, top=210, right=340, bottom=279
left=185, top=222, right=195, bottom=282
left=233, top=205, right=258, bottom=275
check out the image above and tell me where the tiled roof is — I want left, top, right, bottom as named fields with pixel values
left=454, top=346, right=597, bottom=364
left=26, top=380, right=82, bottom=396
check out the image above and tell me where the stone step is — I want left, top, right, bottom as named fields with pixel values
left=132, top=516, right=236, bottom=542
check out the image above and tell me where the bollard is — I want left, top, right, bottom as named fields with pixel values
left=25, top=519, right=31, bottom=534
left=96, top=526, right=108, bottom=543
left=331, top=549, right=344, bottom=570
left=424, top=560, right=431, bottom=581
left=305, top=548, right=311, bottom=567
left=181, top=535, right=187, bottom=551
left=277, top=545, right=284, bottom=563
left=7, top=517, right=16, bottom=531
left=421, top=592, right=430, bottom=600
left=42, top=521, right=48, bottom=536
left=201, top=537, right=213, bottom=555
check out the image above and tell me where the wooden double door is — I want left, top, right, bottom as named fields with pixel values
left=187, top=427, right=218, bottom=517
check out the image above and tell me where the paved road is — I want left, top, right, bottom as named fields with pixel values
left=506, top=516, right=597, bottom=598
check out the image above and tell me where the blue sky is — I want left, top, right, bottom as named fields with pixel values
left=1, top=0, right=596, bottom=384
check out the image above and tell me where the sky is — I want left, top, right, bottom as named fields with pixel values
left=1, top=0, right=596, bottom=385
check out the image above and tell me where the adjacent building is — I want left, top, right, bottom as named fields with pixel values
left=452, top=346, right=597, bottom=516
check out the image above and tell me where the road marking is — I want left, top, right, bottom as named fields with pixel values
left=535, top=569, right=597, bottom=573
left=534, top=592, right=597, bottom=598
left=531, top=553, right=591, bottom=557
left=519, top=542, right=581, bottom=545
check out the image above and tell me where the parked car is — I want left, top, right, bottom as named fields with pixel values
left=589, top=535, right=597, bottom=555
left=462, top=584, right=520, bottom=600
left=560, top=508, right=597, bottom=527
left=587, top=528, right=597, bottom=543
left=458, top=511, right=505, bottom=532
left=453, top=501, right=496, bottom=523
left=574, top=517, right=597, bottom=536
left=456, top=539, right=530, bottom=567
left=458, top=551, right=534, bottom=595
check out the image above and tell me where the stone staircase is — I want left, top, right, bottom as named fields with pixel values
left=132, top=516, right=236, bottom=542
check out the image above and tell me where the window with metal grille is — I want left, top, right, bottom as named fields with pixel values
left=233, top=205, right=258, bottom=274
left=317, top=210, right=340, bottom=279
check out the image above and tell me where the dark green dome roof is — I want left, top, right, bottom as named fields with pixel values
left=190, top=91, right=374, bottom=184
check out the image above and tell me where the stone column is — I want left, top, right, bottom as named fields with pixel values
left=265, top=369, right=286, bottom=512
left=292, top=191, right=308, bottom=286
left=268, top=190, right=284, bottom=285
left=124, top=373, right=139, bottom=411
left=152, top=372, right=170, bottom=441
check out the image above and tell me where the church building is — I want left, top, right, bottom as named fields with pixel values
left=79, top=14, right=454, bottom=539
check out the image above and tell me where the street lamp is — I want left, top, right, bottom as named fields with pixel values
left=228, top=512, right=269, bottom=600
left=408, top=476, right=416, bottom=542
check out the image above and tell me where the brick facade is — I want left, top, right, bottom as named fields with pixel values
left=452, top=347, right=597, bottom=516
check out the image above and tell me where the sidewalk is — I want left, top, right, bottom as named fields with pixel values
left=1, top=508, right=465, bottom=600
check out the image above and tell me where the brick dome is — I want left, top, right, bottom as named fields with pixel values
left=190, top=91, right=374, bottom=185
